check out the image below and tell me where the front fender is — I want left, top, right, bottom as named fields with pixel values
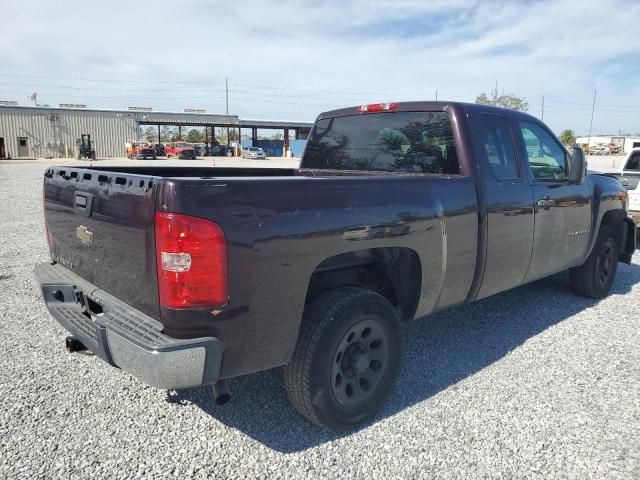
left=620, top=217, right=637, bottom=264
left=584, top=174, right=631, bottom=260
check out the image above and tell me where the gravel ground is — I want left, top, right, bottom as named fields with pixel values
left=1, top=159, right=639, bottom=479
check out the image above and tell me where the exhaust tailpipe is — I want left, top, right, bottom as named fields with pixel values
left=212, top=380, right=231, bottom=405
left=65, top=336, right=87, bottom=353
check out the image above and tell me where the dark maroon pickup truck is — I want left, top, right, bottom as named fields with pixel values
left=36, top=102, right=636, bottom=431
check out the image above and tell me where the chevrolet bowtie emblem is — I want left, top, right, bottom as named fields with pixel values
left=76, top=225, right=94, bottom=246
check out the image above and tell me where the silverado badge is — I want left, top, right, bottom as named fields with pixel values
left=76, top=225, right=94, bottom=246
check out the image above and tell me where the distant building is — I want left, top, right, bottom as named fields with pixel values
left=0, top=105, right=311, bottom=159
left=575, top=135, right=640, bottom=153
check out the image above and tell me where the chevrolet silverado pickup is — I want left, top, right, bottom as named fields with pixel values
left=36, top=102, right=636, bottom=431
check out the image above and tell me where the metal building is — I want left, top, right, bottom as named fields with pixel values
left=0, top=105, right=312, bottom=159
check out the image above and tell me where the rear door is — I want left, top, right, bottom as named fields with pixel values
left=517, top=121, right=592, bottom=282
left=473, top=112, right=535, bottom=299
left=44, top=168, right=160, bottom=317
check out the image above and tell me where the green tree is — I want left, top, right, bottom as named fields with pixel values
left=185, top=129, right=203, bottom=143
left=160, top=126, right=177, bottom=142
left=476, top=86, right=528, bottom=112
left=559, top=129, right=576, bottom=146
left=142, top=126, right=157, bottom=143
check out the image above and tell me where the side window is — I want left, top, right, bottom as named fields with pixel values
left=520, top=122, right=568, bottom=181
left=479, top=115, right=519, bottom=180
left=625, top=153, right=640, bottom=171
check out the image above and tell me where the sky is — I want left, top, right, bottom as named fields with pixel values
left=1, top=0, right=639, bottom=135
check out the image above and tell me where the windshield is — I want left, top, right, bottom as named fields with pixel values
left=302, top=111, right=459, bottom=174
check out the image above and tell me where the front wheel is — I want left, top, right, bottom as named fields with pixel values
left=284, top=287, right=403, bottom=431
left=570, top=225, right=619, bottom=298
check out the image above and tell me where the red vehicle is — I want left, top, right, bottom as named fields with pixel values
left=126, top=141, right=156, bottom=160
left=165, top=142, right=196, bottom=159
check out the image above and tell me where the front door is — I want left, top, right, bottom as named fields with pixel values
left=0, top=138, right=5, bottom=158
left=518, top=121, right=592, bottom=282
left=17, top=137, right=29, bottom=157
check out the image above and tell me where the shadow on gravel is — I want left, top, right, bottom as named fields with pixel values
left=168, top=261, right=640, bottom=453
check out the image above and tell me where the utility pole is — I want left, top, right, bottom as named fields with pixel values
left=541, top=96, right=544, bottom=120
left=225, top=77, right=229, bottom=114
left=587, top=90, right=597, bottom=146
left=435, top=89, right=438, bottom=101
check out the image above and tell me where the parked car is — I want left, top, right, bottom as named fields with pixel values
left=125, top=141, right=156, bottom=160
left=591, top=145, right=610, bottom=155
left=242, top=146, right=267, bottom=159
left=342, top=225, right=387, bottom=240
left=36, top=101, right=636, bottom=432
left=154, top=143, right=166, bottom=157
left=189, top=143, right=207, bottom=157
left=211, top=144, right=233, bottom=157
left=165, top=142, right=196, bottom=159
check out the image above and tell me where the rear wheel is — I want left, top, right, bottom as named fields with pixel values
left=570, top=225, right=619, bottom=298
left=284, top=287, right=403, bottom=431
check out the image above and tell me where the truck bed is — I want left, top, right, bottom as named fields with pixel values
left=43, top=163, right=478, bottom=378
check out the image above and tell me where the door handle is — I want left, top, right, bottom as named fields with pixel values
left=536, top=197, right=556, bottom=209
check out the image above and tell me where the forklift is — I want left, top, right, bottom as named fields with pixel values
left=76, top=134, right=96, bottom=160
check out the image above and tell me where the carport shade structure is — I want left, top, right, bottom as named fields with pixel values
left=137, top=114, right=312, bottom=149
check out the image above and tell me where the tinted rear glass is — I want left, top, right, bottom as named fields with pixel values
left=302, top=111, right=459, bottom=174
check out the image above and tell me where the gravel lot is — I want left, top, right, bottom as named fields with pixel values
left=1, top=159, right=639, bottom=479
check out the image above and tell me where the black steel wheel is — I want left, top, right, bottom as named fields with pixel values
left=285, top=287, right=403, bottom=431
left=330, top=319, right=389, bottom=408
left=571, top=225, right=619, bottom=298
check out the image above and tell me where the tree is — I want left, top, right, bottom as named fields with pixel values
left=160, top=126, right=177, bottom=142
left=559, top=129, right=576, bottom=146
left=142, top=126, right=157, bottom=143
left=475, top=86, right=528, bottom=112
left=186, top=128, right=203, bottom=143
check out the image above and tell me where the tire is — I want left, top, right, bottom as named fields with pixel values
left=284, top=287, right=403, bottom=431
left=570, top=225, right=619, bottom=298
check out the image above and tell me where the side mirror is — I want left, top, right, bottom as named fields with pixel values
left=569, top=146, right=586, bottom=183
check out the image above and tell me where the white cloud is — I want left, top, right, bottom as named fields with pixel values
left=1, top=0, right=639, bottom=134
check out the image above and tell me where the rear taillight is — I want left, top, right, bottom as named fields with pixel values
left=358, top=102, right=398, bottom=113
left=155, top=212, right=227, bottom=309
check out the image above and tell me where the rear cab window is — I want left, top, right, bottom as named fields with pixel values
left=302, top=111, right=460, bottom=174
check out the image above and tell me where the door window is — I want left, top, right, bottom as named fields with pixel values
left=520, top=122, right=568, bottom=181
left=479, top=115, right=519, bottom=180
left=625, top=153, right=640, bottom=171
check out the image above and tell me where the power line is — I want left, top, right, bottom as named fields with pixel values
left=3, top=71, right=638, bottom=109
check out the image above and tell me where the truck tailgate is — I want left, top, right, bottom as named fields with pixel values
left=43, top=167, right=160, bottom=318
